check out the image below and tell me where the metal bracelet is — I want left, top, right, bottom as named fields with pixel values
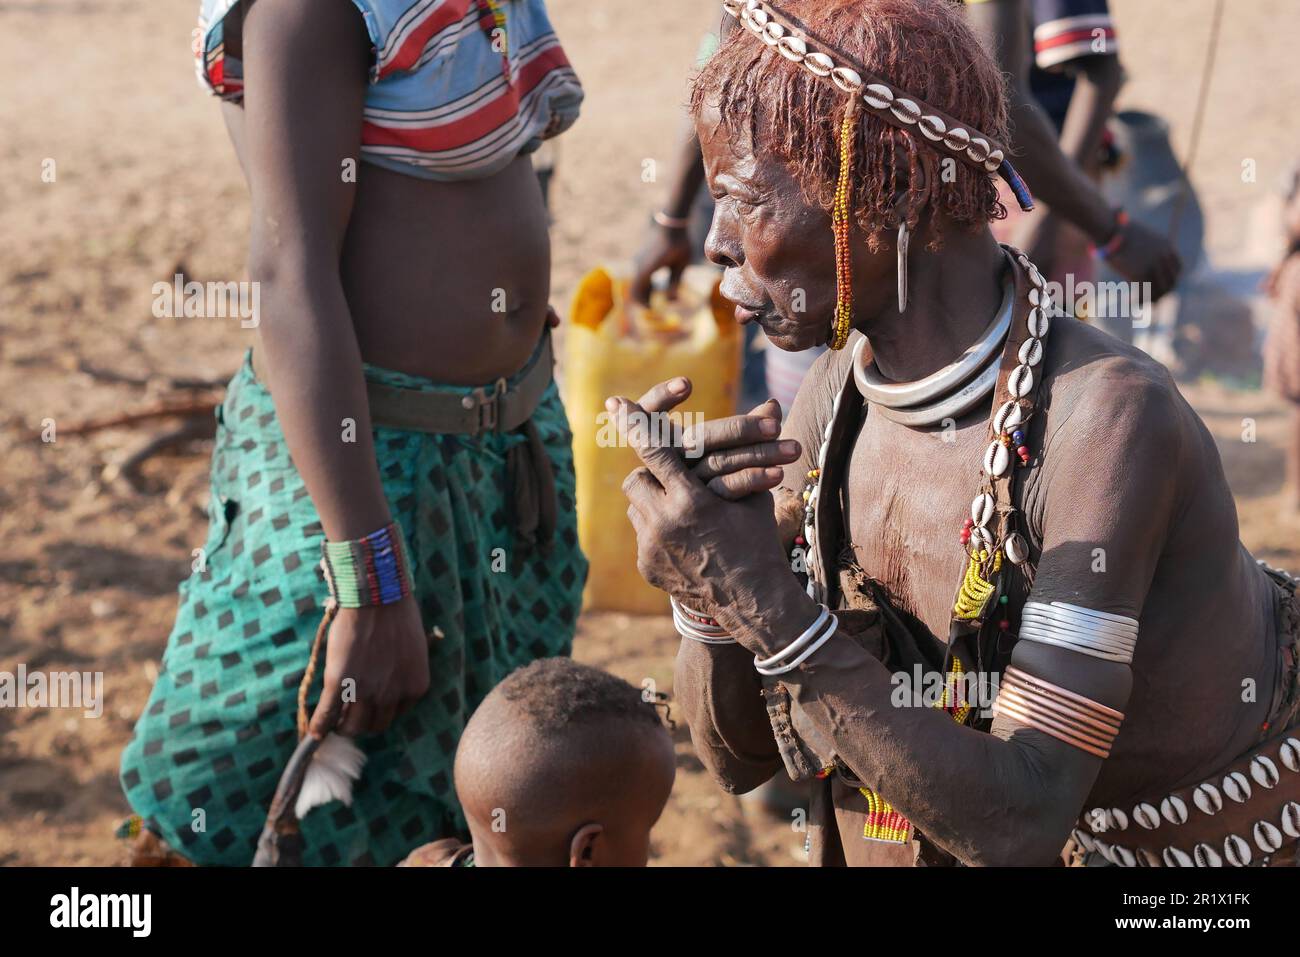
left=755, top=613, right=839, bottom=676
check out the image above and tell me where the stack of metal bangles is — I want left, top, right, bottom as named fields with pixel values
left=753, top=604, right=839, bottom=677
left=993, top=666, right=1125, bottom=760
left=670, top=599, right=842, bottom=677
left=1018, top=600, right=1138, bottom=664
left=670, top=598, right=735, bottom=645
left=320, top=520, right=415, bottom=608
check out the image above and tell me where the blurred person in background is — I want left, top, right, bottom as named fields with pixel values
left=1263, top=164, right=1300, bottom=511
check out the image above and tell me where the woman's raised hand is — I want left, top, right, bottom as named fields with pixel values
left=606, top=379, right=802, bottom=612
left=604, top=378, right=801, bottom=501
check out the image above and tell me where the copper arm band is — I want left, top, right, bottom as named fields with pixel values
left=992, top=667, right=1126, bottom=760
left=1004, top=666, right=1125, bottom=721
left=1002, top=672, right=1123, bottom=735
left=996, top=687, right=1116, bottom=751
left=994, top=697, right=1114, bottom=760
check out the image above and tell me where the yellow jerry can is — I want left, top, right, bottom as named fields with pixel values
left=564, top=265, right=742, bottom=614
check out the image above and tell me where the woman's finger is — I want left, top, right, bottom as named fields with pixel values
left=694, top=439, right=801, bottom=482
left=635, top=377, right=693, bottom=415
left=682, top=410, right=783, bottom=460
left=706, top=467, right=785, bottom=502
left=608, top=397, right=694, bottom=490
left=747, top=397, right=783, bottom=419
left=621, top=466, right=664, bottom=508
left=337, top=698, right=372, bottom=738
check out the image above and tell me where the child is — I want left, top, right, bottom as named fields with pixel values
left=400, top=658, right=676, bottom=867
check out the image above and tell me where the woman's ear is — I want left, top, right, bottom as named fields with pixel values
left=568, top=823, right=603, bottom=867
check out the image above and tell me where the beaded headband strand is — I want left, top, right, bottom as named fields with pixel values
left=830, top=99, right=859, bottom=350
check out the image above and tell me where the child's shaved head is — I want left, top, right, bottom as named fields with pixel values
left=454, top=657, right=676, bottom=866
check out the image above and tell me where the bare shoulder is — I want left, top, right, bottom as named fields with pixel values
left=1024, top=321, right=1220, bottom=611
left=1037, top=319, right=1197, bottom=460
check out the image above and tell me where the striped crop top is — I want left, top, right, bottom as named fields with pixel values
left=195, top=0, right=584, bottom=181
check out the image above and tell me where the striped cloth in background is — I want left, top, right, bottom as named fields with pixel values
left=195, top=0, right=584, bottom=182
left=1031, top=0, right=1119, bottom=70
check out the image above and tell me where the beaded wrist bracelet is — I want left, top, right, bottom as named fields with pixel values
left=1091, top=209, right=1129, bottom=260
left=670, top=597, right=736, bottom=645
left=320, top=521, right=415, bottom=608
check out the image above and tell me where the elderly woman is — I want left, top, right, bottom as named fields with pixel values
left=612, top=0, right=1300, bottom=866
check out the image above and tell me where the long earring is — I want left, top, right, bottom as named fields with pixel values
left=896, top=219, right=910, bottom=313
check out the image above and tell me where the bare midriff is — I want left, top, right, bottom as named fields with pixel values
left=225, top=98, right=552, bottom=386
left=341, top=155, right=552, bottom=385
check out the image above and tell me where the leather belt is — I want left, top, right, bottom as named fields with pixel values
left=250, top=333, right=554, bottom=436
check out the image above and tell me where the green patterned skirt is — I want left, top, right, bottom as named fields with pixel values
left=120, top=348, right=587, bottom=865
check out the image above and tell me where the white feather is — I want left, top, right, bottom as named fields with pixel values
left=295, top=734, right=367, bottom=819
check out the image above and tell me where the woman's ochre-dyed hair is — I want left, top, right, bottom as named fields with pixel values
left=691, top=0, right=1011, bottom=250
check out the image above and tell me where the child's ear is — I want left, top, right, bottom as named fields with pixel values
left=568, top=823, right=603, bottom=867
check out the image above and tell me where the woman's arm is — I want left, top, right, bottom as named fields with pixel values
left=1056, top=54, right=1125, bottom=169
left=674, top=641, right=782, bottom=793
left=239, top=0, right=429, bottom=736
left=242, top=0, right=386, bottom=541
left=964, top=0, right=1181, bottom=298
left=964, top=0, right=1113, bottom=242
left=621, top=364, right=1185, bottom=864
left=1012, top=52, right=1124, bottom=270
left=629, top=131, right=705, bottom=306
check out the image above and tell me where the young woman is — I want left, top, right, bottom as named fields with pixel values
left=120, top=0, right=587, bottom=866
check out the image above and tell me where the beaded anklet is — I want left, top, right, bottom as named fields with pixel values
left=320, top=521, right=415, bottom=608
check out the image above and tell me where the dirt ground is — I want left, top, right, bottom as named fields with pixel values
left=2, top=0, right=1300, bottom=866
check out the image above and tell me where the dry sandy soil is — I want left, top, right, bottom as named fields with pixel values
left=2, top=0, right=1300, bottom=866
